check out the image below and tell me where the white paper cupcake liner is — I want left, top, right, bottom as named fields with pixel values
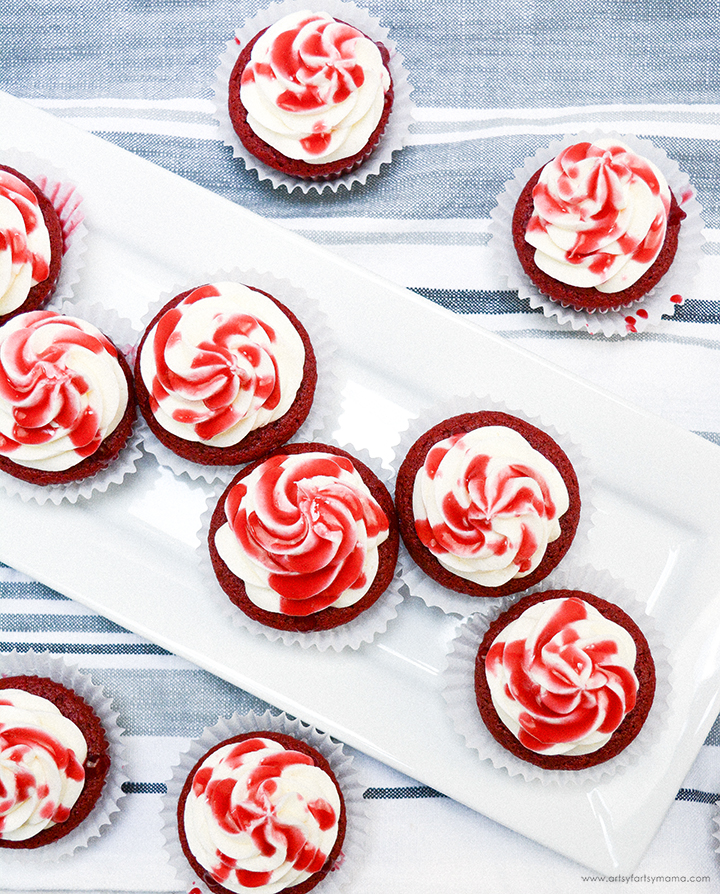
left=198, top=441, right=403, bottom=651
left=0, top=299, right=143, bottom=505
left=442, top=562, right=672, bottom=786
left=488, top=130, right=706, bottom=337
left=393, top=393, right=597, bottom=616
left=134, top=268, right=344, bottom=485
left=160, top=709, right=367, bottom=894
left=212, top=0, right=415, bottom=194
left=0, top=147, right=88, bottom=311
left=0, top=649, right=127, bottom=862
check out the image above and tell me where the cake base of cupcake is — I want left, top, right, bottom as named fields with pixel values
left=0, top=675, right=111, bottom=849
left=0, top=347, right=136, bottom=488
left=176, top=730, right=347, bottom=894
left=512, top=165, right=686, bottom=313
left=473, top=589, right=656, bottom=771
left=228, top=28, right=394, bottom=182
left=395, top=411, right=581, bottom=599
left=208, top=442, right=399, bottom=633
left=134, top=285, right=318, bottom=467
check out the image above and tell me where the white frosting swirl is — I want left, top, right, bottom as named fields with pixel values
left=0, top=169, right=52, bottom=315
left=0, top=311, right=129, bottom=471
left=183, top=736, right=341, bottom=894
left=239, top=10, right=391, bottom=164
left=525, top=139, right=671, bottom=293
left=485, top=597, right=639, bottom=755
left=0, top=689, right=87, bottom=841
left=140, top=283, right=306, bottom=447
left=216, top=450, right=389, bottom=615
left=412, top=426, right=569, bottom=587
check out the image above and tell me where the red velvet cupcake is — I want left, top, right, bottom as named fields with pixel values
left=511, top=138, right=686, bottom=313
left=135, top=282, right=318, bottom=469
left=0, top=675, right=111, bottom=849
left=395, top=411, right=581, bottom=600
left=0, top=165, right=64, bottom=326
left=474, top=589, right=656, bottom=771
left=176, top=730, right=346, bottom=894
left=227, top=9, right=394, bottom=181
left=208, top=442, right=399, bottom=635
left=0, top=310, right=136, bottom=488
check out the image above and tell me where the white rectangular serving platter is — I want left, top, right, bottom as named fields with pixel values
left=2, top=91, right=720, bottom=876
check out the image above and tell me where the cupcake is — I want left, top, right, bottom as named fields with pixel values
left=395, top=411, right=581, bottom=599
left=208, top=442, right=399, bottom=633
left=0, top=165, right=64, bottom=325
left=0, top=309, right=136, bottom=487
left=0, top=675, right=111, bottom=849
left=227, top=8, right=394, bottom=181
left=474, top=589, right=656, bottom=771
left=511, top=137, right=686, bottom=313
left=134, top=282, right=318, bottom=468
left=176, top=730, right=346, bottom=894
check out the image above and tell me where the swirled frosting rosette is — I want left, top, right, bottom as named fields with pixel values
left=489, top=130, right=705, bottom=336
left=200, top=441, right=402, bottom=650
left=0, top=149, right=87, bottom=325
left=135, top=270, right=340, bottom=483
left=161, top=710, right=366, bottom=894
left=442, top=564, right=671, bottom=785
left=0, top=300, right=141, bottom=504
left=213, top=0, right=414, bottom=193
left=0, top=650, right=126, bottom=863
left=393, top=395, right=594, bottom=616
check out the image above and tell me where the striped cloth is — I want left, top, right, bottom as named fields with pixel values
left=2, top=562, right=720, bottom=892
left=3, top=1, right=720, bottom=891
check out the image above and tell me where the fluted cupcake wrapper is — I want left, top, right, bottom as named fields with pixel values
left=212, top=0, right=415, bottom=194
left=0, top=649, right=127, bottom=862
left=442, top=562, right=672, bottom=786
left=488, top=130, right=706, bottom=337
left=160, top=709, right=368, bottom=894
left=197, top=440, right=404, bottom=651
left=391, top=392, right=597, bottom=616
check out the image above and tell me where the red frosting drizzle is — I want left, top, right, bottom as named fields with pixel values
left=529, top=142, right=669, bottom=276
left=192, top=739, right=336, bottom=887
left=150, top=287, right=281, bottom=442
left=0, top=720, right=85, bottom=836
left=415, top=439, right=556, bottom=573
left=0, top=170, right=50, bottom=284
left=485, top=597, right=638, bottom=752
left=241, top=14, right=367, bottom=156
left=0, top=312, right=117, bottom=458
left=225, top=452, right=388, bottom=615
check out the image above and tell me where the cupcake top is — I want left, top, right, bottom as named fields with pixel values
left=228, top=9, right=393, bottom=180
left=209, top=442, right=399, bottom=632
left=0, top=675, right=111, bottom=849
left=395, top=412, right=581, bottom=599
left=512, top=138, right=686, bottom=312
left=474, top=590, right=656, bottom=770
left=527, top=139, right=671, bottom=293
left=0, top=309, right=134, bottom=485
left=135, top=282, right=317, bottom=466
left=0, top=165, right=63, bottom=324
left=177, top=731, right=346, bottom=894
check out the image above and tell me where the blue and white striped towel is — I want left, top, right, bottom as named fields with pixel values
left=2, top=0, right=720, bottom=891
